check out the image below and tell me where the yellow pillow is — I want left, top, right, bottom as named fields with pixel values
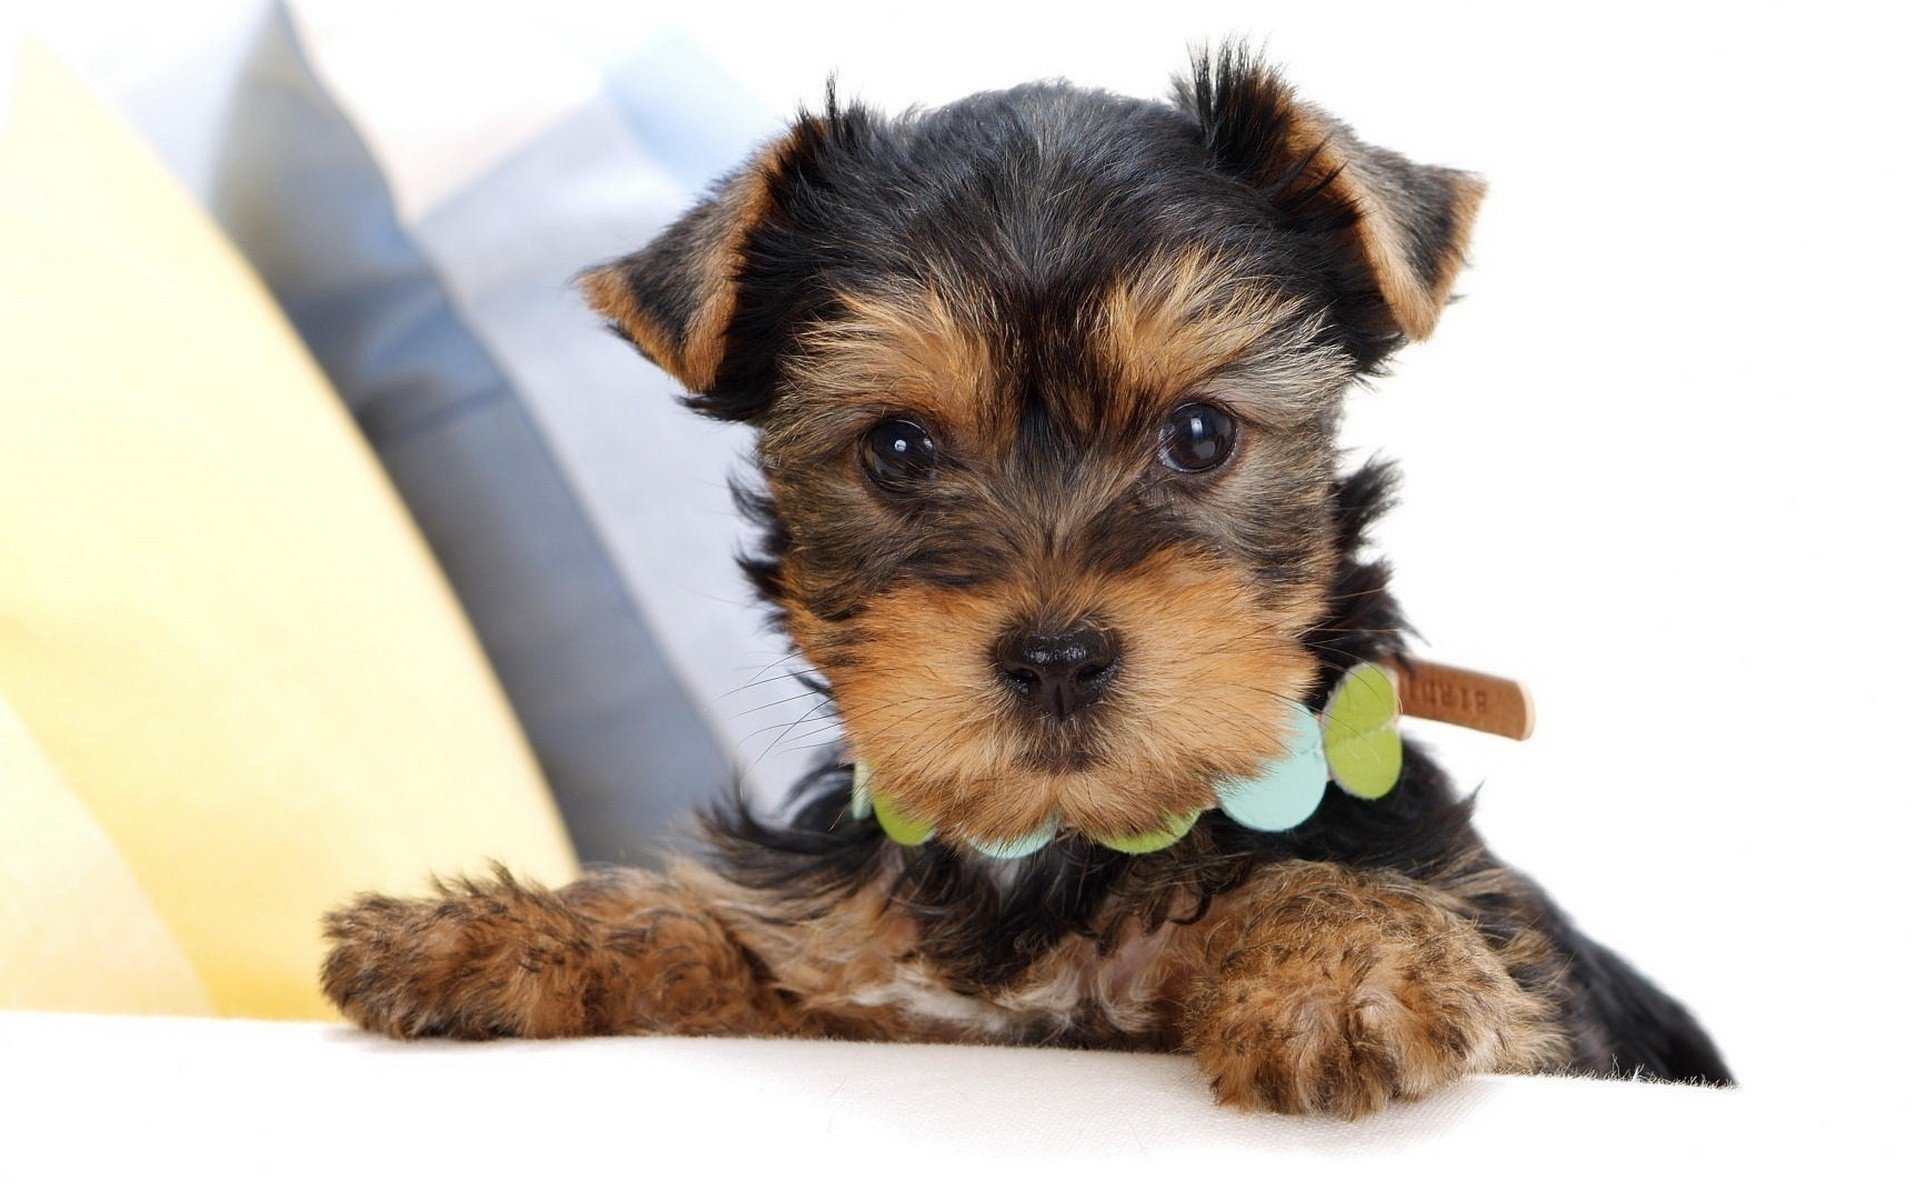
left=0, top=694, right=214, bottom=1016
left=0, top=44, right=578, bottom=1020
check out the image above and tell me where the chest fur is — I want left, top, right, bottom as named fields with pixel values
left=843, top=922, right=1185, bottom=1046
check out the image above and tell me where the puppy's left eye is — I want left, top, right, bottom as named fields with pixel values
left=861, top=418, right=939, bottom=491
left=1157, top=402, right=1236, bottom=474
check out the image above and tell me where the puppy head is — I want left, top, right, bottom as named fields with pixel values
left=582, top=47, right=1482, bottom=848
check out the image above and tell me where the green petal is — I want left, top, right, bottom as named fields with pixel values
left=872, top=791, right=936, bottom=846
left=1322, top=663, right=1402, bottom=800
left=1093, top=807, right=1202, bottom=855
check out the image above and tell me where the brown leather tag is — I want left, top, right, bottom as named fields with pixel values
left=1392, top=659, right=1535, bottom=740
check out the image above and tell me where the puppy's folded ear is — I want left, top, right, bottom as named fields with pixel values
left=1181, top=46, right=1485, bottom=343
left=578, top=122, right=823, bottom=404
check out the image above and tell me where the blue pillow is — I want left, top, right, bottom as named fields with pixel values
left=210, top=5, right=818, bottom=861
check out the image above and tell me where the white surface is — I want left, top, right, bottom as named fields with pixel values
left=0, top=1011, right=1883, bottom=1195
left=13, top=0, right=1920, bottom=1178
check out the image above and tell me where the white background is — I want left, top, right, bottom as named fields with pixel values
left=15, top=0, right=1919, bottom=1184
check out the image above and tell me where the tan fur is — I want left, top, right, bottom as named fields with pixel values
left=578, top=126, right=801, bottom=391
left=1176, top=862, right=1564, bottom=1117
left=757, top=242, right=1345, bottom=852
left=778, top=251, right=1350, bottom=455
left=323, top=857, right=1565, bottom=1117
left=1088, top=248, right=1349, bottom=428
left=1278, top=102, right=1485, bottom=341
left=321, top=866, right=791, bottom=1039
left=577, top=266, right=677, bottom=377
left=784, top=281, right=1008, bottom=451
left=787, top=546, right=1329, bottom=846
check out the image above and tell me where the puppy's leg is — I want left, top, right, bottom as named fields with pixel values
left=322, top=866, right=789, bottom=1040
left=1182, top=862, right=1562, bottom=1119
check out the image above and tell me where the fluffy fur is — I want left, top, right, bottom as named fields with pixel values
left=323, top=44, right=1732, bottom=1116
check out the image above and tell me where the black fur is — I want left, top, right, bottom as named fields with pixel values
left=701, top=75, right=1390, bottom=429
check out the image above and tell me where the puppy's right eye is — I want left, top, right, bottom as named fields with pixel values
left=861, top=419, right=939, bottom=491
left=1158, top=401, right=1237, bottom=474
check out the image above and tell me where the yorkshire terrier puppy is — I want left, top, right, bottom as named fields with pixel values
left=322, top=46, right=1731, bottom=1117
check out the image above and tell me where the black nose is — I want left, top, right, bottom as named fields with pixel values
left=993, top=623, right=1119, bottom=719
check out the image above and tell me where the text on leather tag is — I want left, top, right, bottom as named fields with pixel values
left=1392, top=659, right=1535, bottom=741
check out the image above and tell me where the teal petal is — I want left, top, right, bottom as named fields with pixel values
left=1214, top=700, right=1327, bottom=832
left=849, top=760, right=874, bottom=819
left=963, top=818, right=1059, bottom=860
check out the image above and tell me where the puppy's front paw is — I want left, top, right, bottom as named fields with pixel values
left=1184, top=867, right=1555, bottom=1118
left=321, top=870, right=600, bottom=1040
left=322, top=867, right=777, bottom=1041
left=1188, top=954, right=1500, bottom=1118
